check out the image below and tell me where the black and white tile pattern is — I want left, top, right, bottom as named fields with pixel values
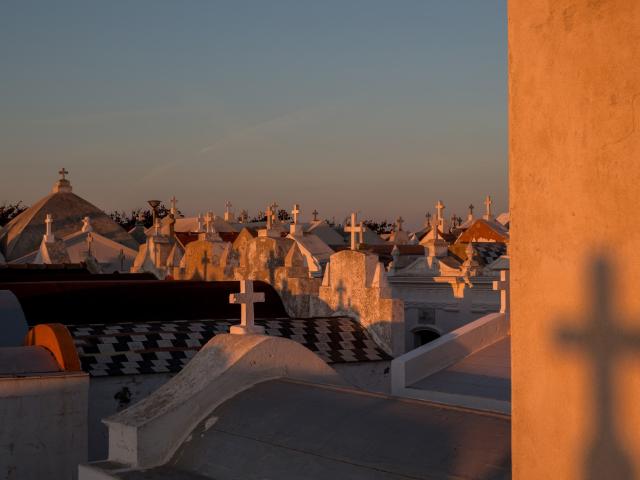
left=473, top=243, right=507, bottom=266
left=68, top=317, right=391, bottom=377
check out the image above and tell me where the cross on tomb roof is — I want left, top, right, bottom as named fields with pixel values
left=469, top=204, right=474, bottom=214
left=44, top=213, right=54, bottom=243
left=312, top=209, right=319, bottom=221
left=229, top=280, right=266, bottom=335
left=292, top=204, right=301, bottom=225
left=344, top=212, right=364, bottom=251
left=435, top=200, right=445, bottom=221
left=265, top=206, right=273, bottom=229
left=58, top=168, right=68, bottom=180
left=396, top=216, right=404, bottom=231
left=484, top=195, right=493, bottom=220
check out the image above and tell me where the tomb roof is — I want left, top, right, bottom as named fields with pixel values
left=69, top=316, right=391, bottom=377
left=0, top=172, right=138, bottom=261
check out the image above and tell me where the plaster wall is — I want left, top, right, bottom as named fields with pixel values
left=88, top=373, right=175, bottom=461
left=510, top=1, right=640, bottom=477
left=0, top=373, right=88, bottom=480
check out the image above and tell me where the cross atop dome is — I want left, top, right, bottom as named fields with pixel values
left=52, top=168, right=72, bottom=193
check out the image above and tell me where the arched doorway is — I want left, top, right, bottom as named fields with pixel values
left=413, top=328, right=441, bottom=348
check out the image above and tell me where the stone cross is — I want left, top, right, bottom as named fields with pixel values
left=58, top=167, right=68, bottom=180
left=425, top=212, right=432, bottom=227
left=312, top=209, right=319, bottom=221
left=344, top=212, right=364, bottom=251
left=265, top=206, right=273, bottom=230
left=558, top=258, right=640, bottom=480
left=469, top=204, right=474, bottom=215
left=435, top=201, right=445, bottom=230
left=44, top=214, right=54, bottom=243
left=396, top=216, right=404, bottom=232
left=229, top=280, right=266, bottom=335
left=492, top=269, right=510, bottom=316
left=225, top=201, right=232, bottom=214
left=292, top=204, right=301, bottom=224
left=170, top=196, right=178, bottom=215
left=484, top=195, right=493, bottom=220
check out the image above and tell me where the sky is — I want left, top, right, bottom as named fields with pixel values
left=0, top=1, right=506, bottom=230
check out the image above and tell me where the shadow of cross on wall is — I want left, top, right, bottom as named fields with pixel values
left=201, top=250, right=211, bottom=280
left=557, top=256, right=640, bottom=480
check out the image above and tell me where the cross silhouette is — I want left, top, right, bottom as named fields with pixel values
left=396, top=216, right=404, bottom=231
left=425, top=212, right=432, bottom=227
left=225, top=201, right=232, bottom=213
left=558, top=258, right=640, bottom=480
left=344, top=212, right=364, bottom=251
left=312, top=209, right=319, bottom=221
left=469, top=204, right=474, bottom=215
left=201, top=251, right=210, bottom=279
left=229, top=280, right=266, bottom=335
left=58, top=168, right=68, bottom=180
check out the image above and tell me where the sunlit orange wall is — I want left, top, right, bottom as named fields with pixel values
left=509, top=0, right=640, bottom=478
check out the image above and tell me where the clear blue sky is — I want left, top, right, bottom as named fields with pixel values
left=0, top=1, right=506, bottom=229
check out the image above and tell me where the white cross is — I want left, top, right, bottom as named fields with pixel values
left=292, top=204, right=301, bottom=224
left=344, top=212, right=364, bottom=250
left=485, top=195, right=493, bottom=219
left=58, top=167, right=68, bottom=180
left=229, top=280, right=266, bottom=335
left=436, top=200, right=444, bottom=228
left=265, top=206, right=273, bottom=229
left=44, top=214, right=54, bottom=242
left=493, top=269, right=510, bottom=316
left=396, top=216, right=404, bottom=231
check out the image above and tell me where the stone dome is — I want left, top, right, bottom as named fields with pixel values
left=0, top=171, right=139, bottom=262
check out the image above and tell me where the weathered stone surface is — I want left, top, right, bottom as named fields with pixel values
left=315, top=250, right=404, bottom=356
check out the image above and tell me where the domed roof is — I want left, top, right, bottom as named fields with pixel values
left=0, top=171, right=139, bottom=261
